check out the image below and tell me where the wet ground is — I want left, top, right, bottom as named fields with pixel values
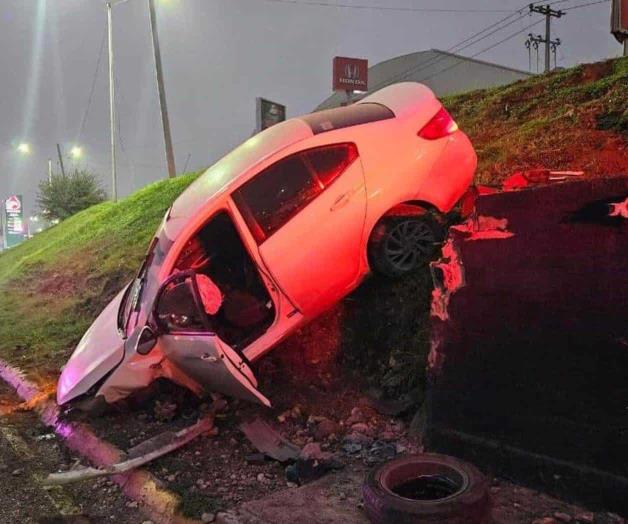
left=0, top=380, right=145, bottom=524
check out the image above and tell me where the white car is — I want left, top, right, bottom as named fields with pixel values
left=57, top=82, right=477, bottom=410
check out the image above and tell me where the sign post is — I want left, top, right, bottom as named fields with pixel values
left=2, top=195, right=25, bottom=249
left=611, top=0, right=628, bottom=55
left=256, top=98, right=286, bottom=133
left=333, top=56, right=368, bottom=105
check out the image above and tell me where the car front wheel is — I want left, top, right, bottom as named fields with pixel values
left=368, top=215, right=441, bottom=277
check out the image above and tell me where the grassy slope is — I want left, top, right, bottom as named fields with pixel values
left=0, top=173, right=198, bottom=379
left=443, top=56, right=627, bottom=184
left=0, top=57, right=626, bottom=383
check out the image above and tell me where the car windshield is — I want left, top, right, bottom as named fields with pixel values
left=117, top=216, right=175, bottom=337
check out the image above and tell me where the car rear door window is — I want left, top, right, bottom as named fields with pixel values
left=303, top=143, right=358, bottom=187
left=233, top=154, right=321, bottom=241
left=233, top=144, right=358, bottom=243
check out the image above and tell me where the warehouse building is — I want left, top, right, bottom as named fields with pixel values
left=316, top=49, right=532, bottom=111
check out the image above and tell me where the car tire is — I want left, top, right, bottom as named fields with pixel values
left=368, top=215, right=442, bottom=277
left=362, top=454, right=490, bottom=524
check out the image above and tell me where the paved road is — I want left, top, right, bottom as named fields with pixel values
left=0, top=380, right=146, bottom=524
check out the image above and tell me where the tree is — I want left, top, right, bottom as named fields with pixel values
left=37, top=169, right=107, bottom=221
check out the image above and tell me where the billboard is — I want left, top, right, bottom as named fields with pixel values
left=2, top=195, right=25, bottom=249
left=333, top=56, right=368, bottom=92
left=611, top=0, right=628, bottom=42
left=256, top=97, right=286, bottom=133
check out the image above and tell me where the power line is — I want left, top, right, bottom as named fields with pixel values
left=369, top=10, right=531, bottom=91
left=562, top=0, right=610, bottom=11
left=418, top=18, right=545, bottom=83
left=259, top=0, right=514, bottom=13
left=77, top=22, right=107, bottom=144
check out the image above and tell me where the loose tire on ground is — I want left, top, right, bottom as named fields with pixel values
left=368, top=215, right=443, bottom=277
left=362, top=453, right=490, bottom=524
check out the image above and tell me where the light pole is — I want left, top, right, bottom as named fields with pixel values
left=107, top=1, right=118, bottom=202
left=106, top=0, right=176, bottom=202
left=148, top=0, right=176, bottom=179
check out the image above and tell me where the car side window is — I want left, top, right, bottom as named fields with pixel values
left=233, top=143, right=358, bottom=243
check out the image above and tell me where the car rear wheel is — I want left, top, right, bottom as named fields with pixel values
left=368, top=216, right=441, bottom=277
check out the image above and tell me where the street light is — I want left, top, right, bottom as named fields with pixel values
left=17, top=143, right=31, bottom=154
left=70, top=146, right=83, bottom=159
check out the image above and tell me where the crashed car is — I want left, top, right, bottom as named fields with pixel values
left=57, top=82, right=476, bottom=408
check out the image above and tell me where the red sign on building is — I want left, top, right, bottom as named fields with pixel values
left=333, top=56, right=368, bottom=92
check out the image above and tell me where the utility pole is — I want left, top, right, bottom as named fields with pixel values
left=48, top=159, right=53, bottom=184
left=56, top=144, right=66, bottom=177
left=529, top=4, right=564, bottom=73
left=107, top=2, right=118, bottom=202
left=148, top=0, right=176, bottom=179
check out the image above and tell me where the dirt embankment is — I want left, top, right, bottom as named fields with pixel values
left=444, top=57, right=628, bottom=185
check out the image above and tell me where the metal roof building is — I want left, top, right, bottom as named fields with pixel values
left=316, top=49, right=532, bottom=111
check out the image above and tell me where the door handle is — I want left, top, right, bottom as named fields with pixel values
left=330, top=192, right=350, bottom=212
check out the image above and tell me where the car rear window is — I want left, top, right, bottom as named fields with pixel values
left=233, top=143, right=358, bottom=243
left=301, top=103, right=395, bottom=135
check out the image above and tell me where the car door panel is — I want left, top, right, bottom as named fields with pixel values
left=160, top=333, right=271, bottom=406
left=259, top=159, right=367, bottom=315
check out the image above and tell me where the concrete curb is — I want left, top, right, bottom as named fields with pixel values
left=0, top=359, right=198, bottom=524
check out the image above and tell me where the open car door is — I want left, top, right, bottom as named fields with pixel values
left=154, top=272, right=270, bottom=406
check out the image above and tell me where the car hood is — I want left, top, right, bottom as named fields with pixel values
left=57, top=286, right=128, bottom=405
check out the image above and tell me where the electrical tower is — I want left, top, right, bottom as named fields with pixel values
left=528, top=4, right=564, bottom=73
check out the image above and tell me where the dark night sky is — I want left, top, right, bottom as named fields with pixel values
left=0, top=0, right=622, bottom=217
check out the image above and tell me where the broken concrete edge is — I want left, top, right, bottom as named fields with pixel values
left=0, top=359, right=199, bottom=524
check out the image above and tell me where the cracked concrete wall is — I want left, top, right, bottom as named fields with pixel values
left=425, top=177, right=628, bottom=515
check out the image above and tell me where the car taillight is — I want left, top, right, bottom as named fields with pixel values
left=418, top=107, right=458, bottom=140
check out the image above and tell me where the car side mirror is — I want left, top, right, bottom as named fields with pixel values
left=153, top=271, right=212, bottom=333
left=123, top=324, right=158, bottom=356
left=136, top=325, right=158, bottom=356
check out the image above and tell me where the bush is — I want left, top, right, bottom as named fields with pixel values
left=37, top=169, right=107, bottom=221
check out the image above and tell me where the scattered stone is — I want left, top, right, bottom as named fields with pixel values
left=364, top=441, right=397, bottom=465
left=532, top=518, right=557, bottom=524
left=245, top=452, right=267, bottom=465
left=314, top=418, right=339, bottom=440
left=154, top=400, right=177, bottom=422
left=201, top=512, right=215, bottom=523
left=215, top=511, right=240, bottom=524
left=346, top=407, right=365, bottom=426
left=574, top=513, right=594, bottom=523
left=257, top=473, right=270, bottom=484
left=342, top=442, right=362, bottom=454
left=300, top=442, right=330, bottom=461
left=554, top=512, right=572, bottom=522
left=343, top=431, right=372, bottom=446
left=126, top=500, right=138, bottom=508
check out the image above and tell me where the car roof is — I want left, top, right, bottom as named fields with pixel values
left=168, top=118, right=313, bottom=236
left=167, top=83, right=435, bottom=238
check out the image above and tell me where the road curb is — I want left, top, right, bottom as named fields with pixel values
left=0, top=359, right=199, bottom=524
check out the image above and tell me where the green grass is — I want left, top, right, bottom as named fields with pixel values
left=0, top=172, right=199, bottom=376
